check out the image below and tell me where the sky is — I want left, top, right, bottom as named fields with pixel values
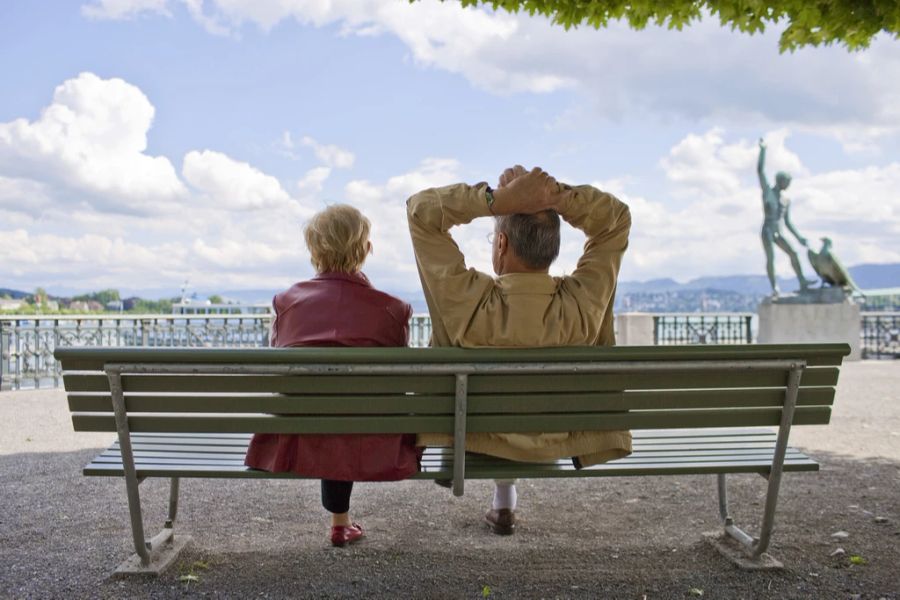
left=1, top=0, right=899, bottom=301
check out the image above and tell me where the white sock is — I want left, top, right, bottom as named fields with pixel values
left=492, top=482, right=517, bottom=511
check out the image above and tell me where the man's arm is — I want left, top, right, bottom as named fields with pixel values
left=557, top=185, right=631, bottom=325
left=406, top=183, right=495, bottom=345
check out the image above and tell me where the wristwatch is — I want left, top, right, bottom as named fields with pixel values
left=485, top=185, right=496, bottom=214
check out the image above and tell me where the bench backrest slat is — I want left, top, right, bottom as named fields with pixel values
left=66, top=386, right=835, bottom=414
left=53, top=344, right=849, bottom=368
left=62, top=366, right=841, bottom=395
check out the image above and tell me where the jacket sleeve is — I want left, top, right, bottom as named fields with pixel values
left=406, top=184, right=495, bottom=344
left=392, top=301, right=413, bottom=347
left=558, top=185, right=631, bottom=332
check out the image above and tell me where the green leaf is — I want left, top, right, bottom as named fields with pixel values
left=192, top=560, right=209, bottom=570
left=849, top=555, right=866, bottom=565
left=413, top=1, right=900, bottom=52
left=482, top=585, right=492, bottom=597
left=179, top=574, right=200, bottom=583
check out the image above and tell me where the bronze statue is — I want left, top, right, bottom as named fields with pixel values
left=757, top=139, right=816, bottom=295
left=807, top=237, right=862, bottom=293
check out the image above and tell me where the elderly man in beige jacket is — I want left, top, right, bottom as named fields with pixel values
left=407, top=165, right=632, bottom=535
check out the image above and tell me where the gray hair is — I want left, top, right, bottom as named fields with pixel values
left=495, top=210, right=561, bottom=270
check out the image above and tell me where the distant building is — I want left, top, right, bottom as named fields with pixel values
left=0, top=299, right=24, bottom=311
left=68, top=300, right=104, bottom=312
left=860, top=288, right=900, bottom=312
left=105, top=300, right=124, bottom=312
left=171, top=300, right=271, bottom=315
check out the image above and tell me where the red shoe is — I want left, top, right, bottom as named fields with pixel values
left=330, top=523, right=365, bottom=547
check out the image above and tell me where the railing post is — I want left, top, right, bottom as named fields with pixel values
left=0, top=319, right=8, bottom=391
left=51, top=318, right=61, bottom=388
left=140, top=319, right=151, bottom=347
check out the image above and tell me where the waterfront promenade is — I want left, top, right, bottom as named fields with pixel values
left=0, top=361, right=897, bottom=598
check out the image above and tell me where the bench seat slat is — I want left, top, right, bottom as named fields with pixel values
left=83, top=457, right=820, bottom=478
left=83, top=430, right=819, bottom=479
left=91, top=453, right=814, bottom=468
left=70, top=406, right=831, bottom=434
left=102, top=446, right=811, bottom=463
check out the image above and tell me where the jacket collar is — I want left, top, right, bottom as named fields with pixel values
left=496, top=272, right=557, bottom=295
left=312, top=271, right=373, bottom=288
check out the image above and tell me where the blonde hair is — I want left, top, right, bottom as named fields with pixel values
left=304, top=204, right=371, bottom=273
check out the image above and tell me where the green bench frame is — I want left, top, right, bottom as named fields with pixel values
left=56, top=343, right=849, bottom=571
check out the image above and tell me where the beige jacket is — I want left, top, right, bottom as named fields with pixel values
left=406, top=182, right=632, bottom=466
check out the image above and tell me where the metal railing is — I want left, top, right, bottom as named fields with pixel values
left=2, top=310, right=894, bottom=390
left=861, top=312, right=900, bottom=359
left=653, top=314, right=754, bottom=345
left=0, top=314, right=273, bottom=391
left=409, top=314, right=432, bottom=348
left=0, top=313, right=434, bottom=390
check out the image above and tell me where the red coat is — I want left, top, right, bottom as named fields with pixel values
left=244, top=272, right=420, bottom=481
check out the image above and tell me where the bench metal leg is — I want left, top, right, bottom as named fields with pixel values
left=166, top=477, right=180, bottom=529
left=452, top=373, right=468, bottom=497
left=716, top=364, right=804, bottom=559
left=108, top=370, right=184, bottom=572
left=108, top=369, right=152, bottom=566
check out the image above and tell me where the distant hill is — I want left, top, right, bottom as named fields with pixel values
left=0, top=288, right=29, bottom=299
left=847, top=263, right=900, bottom=289
left=5, top=262, right=896, bottom=313
left=619, top=262, right=899, bottom=296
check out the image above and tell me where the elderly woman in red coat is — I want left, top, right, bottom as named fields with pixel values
left=244, top=204, right=418, bottom=547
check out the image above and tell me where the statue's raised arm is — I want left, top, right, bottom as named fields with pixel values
left=757, top=138, right=769, bottom=192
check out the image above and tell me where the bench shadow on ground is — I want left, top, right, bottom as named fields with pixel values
left=1, top=447, right=897, bottom=599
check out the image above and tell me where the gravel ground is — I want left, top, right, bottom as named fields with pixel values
left=0, top=361, right=898, bottom=599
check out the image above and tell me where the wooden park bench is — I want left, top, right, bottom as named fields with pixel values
left=56, top=343, right=849, bottom=573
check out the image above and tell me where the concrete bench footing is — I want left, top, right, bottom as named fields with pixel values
left=703, top=532, right=783, bottom=570
left=114, top=534, right=192, bottom=577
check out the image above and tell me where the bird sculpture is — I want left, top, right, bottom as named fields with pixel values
left=807, top=237, right=862, bottom=293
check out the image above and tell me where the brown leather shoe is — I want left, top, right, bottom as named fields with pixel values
left=484, top=509, right=516, bottom=535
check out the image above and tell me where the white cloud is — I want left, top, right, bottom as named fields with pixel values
left=343, top=158, right=469, bottom=291
left=0, top=73, right=323, bottom=294
left=80, top=1, right=900, bottom=151
left=0, top=176, right=53, bottom=217
left=300, top=136, right=355, bottom=169
left=661, top=128, right=806, bottom=200
left=297, top=166, right=331, bottom=195
left=82, top=0, right=171, bottom=20
left=182, top=149, right=299, bottom=211
left=0, top=228, right=186, bottom=283
left=0, top=72, right=187, bottom=214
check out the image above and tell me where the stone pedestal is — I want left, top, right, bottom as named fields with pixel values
left=615, top=313, right=655, bottom=346
left=757, top=299, right=861, bottom=360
